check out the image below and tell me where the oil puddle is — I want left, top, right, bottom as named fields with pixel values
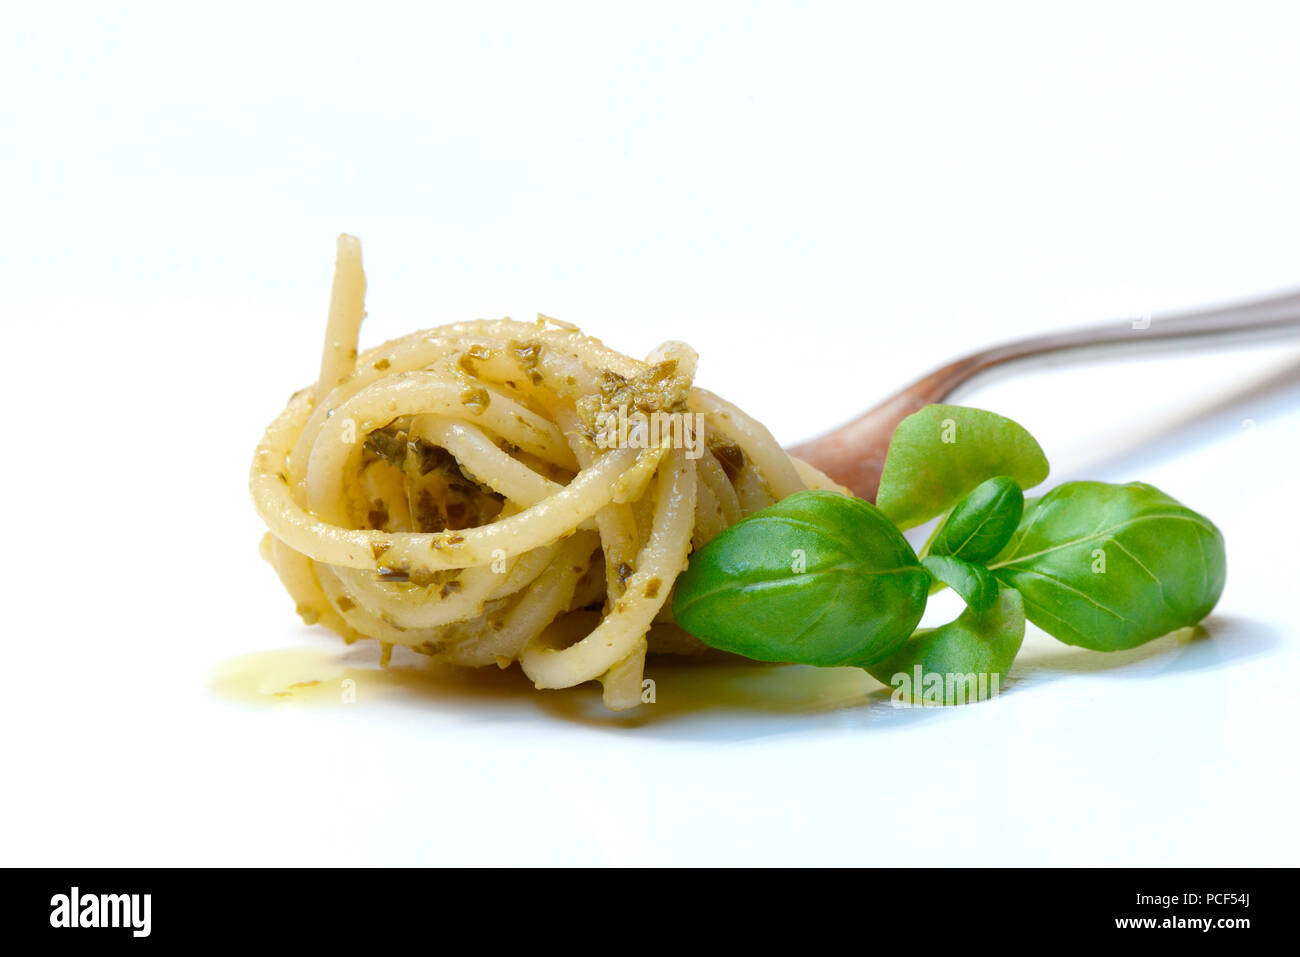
left=208, top=645, right=503, bottom=708
left=210, top=645, right=893, bottom=724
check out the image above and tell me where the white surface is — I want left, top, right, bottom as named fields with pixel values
left=3, top=2, right=1299, bottom=866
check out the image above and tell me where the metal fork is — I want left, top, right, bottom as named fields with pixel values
left=787, top=290, right=1300, bottom=500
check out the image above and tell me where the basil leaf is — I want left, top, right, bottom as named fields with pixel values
left=991, top=481, right=1226, bottom=650
left=866, top=586, right=1025, bottom=705
left=876, top=404, right=1049, bottom=530
left=922, top=554, right=999, bottom=612
left=985, top=493, right=1043, bottom=566
left=931, top=475, right=1024, bottom=563
left=672, top=490, right=930, bottom=667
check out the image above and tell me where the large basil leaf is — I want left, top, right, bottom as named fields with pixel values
left=672, top=490, right=930, bottom=667
left=991, top=481, right=1226, bottom=651
left=931, top=475, right=1024, bottom=563
left=876, top=405, right=1048, bottom=530
left=866, top=586, right=1025, bottom=705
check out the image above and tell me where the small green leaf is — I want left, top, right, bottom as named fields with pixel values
left=672, top=490, right=930, bottom=667
left=931, top=475, right=1024, bottom=563
left=876, top=405, right=1049, bottom=530
left=984, top=493, right=1043, bottom=566
left=866, top=587, right=1025, bottom=706
left=922, top=554, right=999, bottom=612
left=992, top=481, right=1226, bottom=650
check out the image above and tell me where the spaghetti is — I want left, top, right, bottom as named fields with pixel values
left=250, top=235, right=841, bottom=709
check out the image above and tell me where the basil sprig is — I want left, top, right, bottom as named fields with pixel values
left=671, top=405, right=1227, bottom=706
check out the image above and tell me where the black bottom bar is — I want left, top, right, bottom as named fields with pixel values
left=7, top=867, right=1281, bottom=943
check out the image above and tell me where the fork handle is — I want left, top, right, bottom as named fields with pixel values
left=787, top=290, right=1300, bottom=501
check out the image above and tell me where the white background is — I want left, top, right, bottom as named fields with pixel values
left=2, top=1, right=1298, bottom=865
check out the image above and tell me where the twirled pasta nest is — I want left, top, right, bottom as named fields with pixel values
left=251, top=236, right=839, bottom=709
